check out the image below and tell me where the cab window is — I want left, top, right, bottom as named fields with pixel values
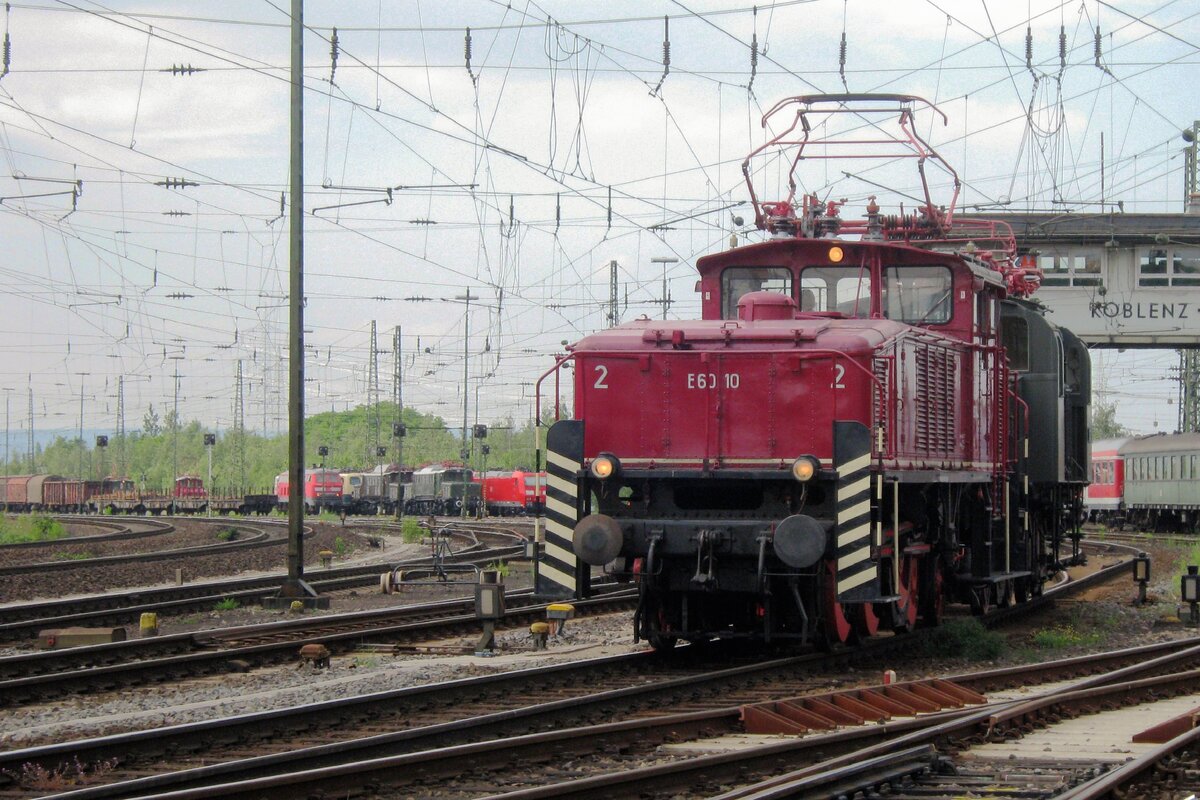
left=721, top=267, right=792, bottom=319
left=883, top=265, right=953, bottom=324
left=799, top=265, right=872, bottom=317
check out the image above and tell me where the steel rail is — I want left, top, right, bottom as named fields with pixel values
left=0, top=524, right=277, bottom=576
left=0, top=516, right=172, bottom=550
left=1054, top=724, right=1200, bottom=799
left=22, top=631, right=1200, bottom=796
left=2, top=541, right=1139, bottom=795
left=0, top=541, right=512, bottom=641
left=64, top=637, right=1200, bottom=800
left=0, top=586, right=629, bottom=704
left=0, top=519, right=512, bottom=629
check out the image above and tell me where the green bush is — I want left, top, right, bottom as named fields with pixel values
left=214, top=598, right=239, bottom=611
left=486, top=560, right=511, bottom=578
left=401, top=517, right=423, bottom=543
left=333, top=536, right=349, bottom=557
left=0, top=515, right=68, bottom=544
left=923, top=618, right=1006, bottom=660
left=215, top=528, right=238, bottom=542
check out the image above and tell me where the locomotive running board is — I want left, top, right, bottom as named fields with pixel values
left=537, top=419, right=588, bottom=599
left=835, top=421, right=885, bottom=603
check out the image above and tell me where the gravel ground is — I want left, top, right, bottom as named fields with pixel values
left=0, top=610, right=641, bottom=749
left=1, top=531, right=1196, bottom=751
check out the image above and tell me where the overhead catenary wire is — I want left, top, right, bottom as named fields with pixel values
left=0, top=0, right=1193, bottom=437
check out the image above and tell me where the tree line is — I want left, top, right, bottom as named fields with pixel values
left=3, top=401, right=550, bottom=492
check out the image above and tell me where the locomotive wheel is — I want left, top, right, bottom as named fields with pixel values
left=918, top=555, right=946, bottom=628
left=891, top=556, right=920, bottom=633
left=969, top=584, right=993, bottom=616
left=998, top=580, right=1017, bottom=608
left=818, top=561, right=854, bottom=649
left=643, top=598, right=678, bottom=651
left=852, top=603, right=881, bottom=639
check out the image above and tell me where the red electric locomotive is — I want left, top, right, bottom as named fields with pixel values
left=548, top=95, right=1089, bottom=648
left=479, top=470, right=547, bottom=516
left=274, top=468, right=344, bottom=513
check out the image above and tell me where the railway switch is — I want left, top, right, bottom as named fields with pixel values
left=530, top=622, right=550, bottom=650
left=1134, top=553, right=1151, bottom=605
left=546, top=603, right=575, bottom=636
left=1183, top=566, right=1200, bottom=626
left=475, top=570, right=505, bottom=654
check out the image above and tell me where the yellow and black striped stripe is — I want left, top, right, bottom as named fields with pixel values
left=538, top=420, right=585, bottom=598
left=835, top=421, right=880, bottom=601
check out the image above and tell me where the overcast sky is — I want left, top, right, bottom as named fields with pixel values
left=0, top=0, right=1196, bottom=452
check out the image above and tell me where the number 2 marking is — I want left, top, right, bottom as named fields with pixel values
left=832, top=364, right=846, bottom=389
left=593, top=364, right=609, bottom=389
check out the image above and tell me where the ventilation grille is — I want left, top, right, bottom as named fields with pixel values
left=914, top=346, right=957, bottom=455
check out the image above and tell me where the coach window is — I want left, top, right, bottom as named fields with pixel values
left=721, top=267, right=792, bottom=319
left=882, top=265, right=953, bottom=324
left=1037, top=249, right=1104, bottom=288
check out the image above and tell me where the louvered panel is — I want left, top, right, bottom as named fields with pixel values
left=873, top=354, right=891, bottom=457
left=914, top=347, right=931, bottom=452
left=913, top=343, right=957, bottom=458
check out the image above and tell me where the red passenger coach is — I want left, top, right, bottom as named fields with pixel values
left=1085, top=438, right=1130, bottom=523
left=540, top=95, right=1090, bottom=649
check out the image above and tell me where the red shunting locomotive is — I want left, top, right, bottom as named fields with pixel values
left=556, top=95, right=1089, bottom=649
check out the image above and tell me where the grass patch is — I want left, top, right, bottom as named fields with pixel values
left=486, top=560, right=511, bottom=578
left=0, top=514, right=68, bottom=544
left=333, top=535, right=349, bottom=557
left=214, top=528, right=239, bottom=542
left=1174, top=543, right=1200, bottom=579
left=52, top=550, right=92, bottom=561
left=401, top=517, right=424, bottom=544
left=922, top=618, right=1006, bottom=661
left=1031, top=624, right=1103, bottom=650
left=213, top=598, right=239, bottom=611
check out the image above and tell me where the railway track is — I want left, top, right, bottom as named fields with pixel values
left=0, top=518, right=528, bottom=641
left=0, top=579, right=622, bottom=706
left=0, top=518, right=288, bottom=577
left=0, top=545, right=1142, bottom=798
left=0, top=516, right=174, bottom=551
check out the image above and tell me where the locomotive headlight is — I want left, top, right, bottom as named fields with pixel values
left=828, top=245, right=844, bottom=263
left=590, top=453, right=621, bottom=480
left=791, top=455, right=820, bottom=482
